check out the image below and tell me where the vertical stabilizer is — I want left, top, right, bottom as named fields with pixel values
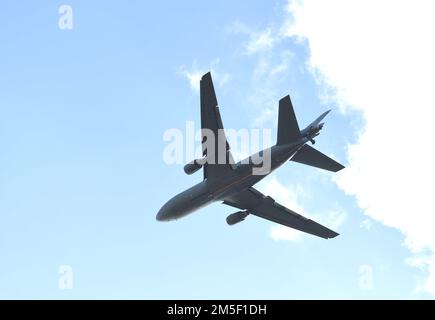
left=276, top=95, right=301, bottom=145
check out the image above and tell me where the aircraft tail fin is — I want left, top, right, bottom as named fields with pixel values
left=290, top=144, right=345, bottom=172
left=276, top=95, right=301, bottom=145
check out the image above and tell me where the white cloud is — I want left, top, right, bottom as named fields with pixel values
left=227, top=20, right=297, bottom=127
left=406, top=254, right=432, bottom=271
left=245, top=28, right=276, bottom=55
left=360, top=219, right=373, bottom=231
left=253, top=50, right=294, bottom=78
left=179, top=59, right=230, bottom=92
left=181, top=70, right=202, bottom=92
left=228, top=21, right=285, bottom=56
left=226, top=20, right=252, bottom=36
left=253, top=107, right=275, bottom=127
left=285, top=0, right=435, bottom=295
left=327, top=210, right=347, bottom=230
left=248, top=50, right=295, bottom=126
left=258, top=176, right=346, bottom=242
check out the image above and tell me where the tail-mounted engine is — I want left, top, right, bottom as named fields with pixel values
left=307, top=122, right=324, bottom=144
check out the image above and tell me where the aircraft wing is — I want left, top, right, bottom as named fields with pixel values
left=223, top=187, right=339, bottom=239
left=200, top=72, right=235, bottom=180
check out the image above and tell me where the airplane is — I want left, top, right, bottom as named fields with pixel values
left=157, top=72, right=345, bottom=239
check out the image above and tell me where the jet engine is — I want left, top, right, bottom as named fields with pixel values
left=226, top=211, right=249, bottom=226
left=307, top=122, right=324, bottom=144
left=184, top=158, right=204, bottom=175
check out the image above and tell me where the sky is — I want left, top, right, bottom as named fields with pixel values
left=0, top=0, right=434, bottom=299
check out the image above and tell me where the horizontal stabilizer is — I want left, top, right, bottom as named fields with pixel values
left=291, top=145, right=345, bottom=172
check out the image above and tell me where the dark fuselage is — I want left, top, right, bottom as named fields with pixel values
left=156, top=138, right=309, bottom=221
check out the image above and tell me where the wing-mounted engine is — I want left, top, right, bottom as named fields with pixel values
left=184, top=158, right=206, bottom=175
left=226, top=210, right=249, bottom=225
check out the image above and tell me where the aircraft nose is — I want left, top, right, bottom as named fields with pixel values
left=156, top=206, right=169, bottom=221
left=156, top=194, right=188, bottom=222
left=156, top=199, right=175, bottom=221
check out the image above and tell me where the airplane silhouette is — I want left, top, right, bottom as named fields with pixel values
left=157, top=72, right=344, bottom=239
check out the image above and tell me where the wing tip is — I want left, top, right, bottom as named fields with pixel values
left=279, top=95, right=291, bottom=103
left=332, top=163, right=346, bottom=172
left=331, top=232, right=340, bottom=238
left=326, top=231, right=340, bottom=239
left=201, top=72, right=212, bottom=81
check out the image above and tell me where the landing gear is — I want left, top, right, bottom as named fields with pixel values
left=310, top=139, right=316, bottom=145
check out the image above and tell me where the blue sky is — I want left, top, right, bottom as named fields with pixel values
left=0, top=1, right=433, bottom=299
